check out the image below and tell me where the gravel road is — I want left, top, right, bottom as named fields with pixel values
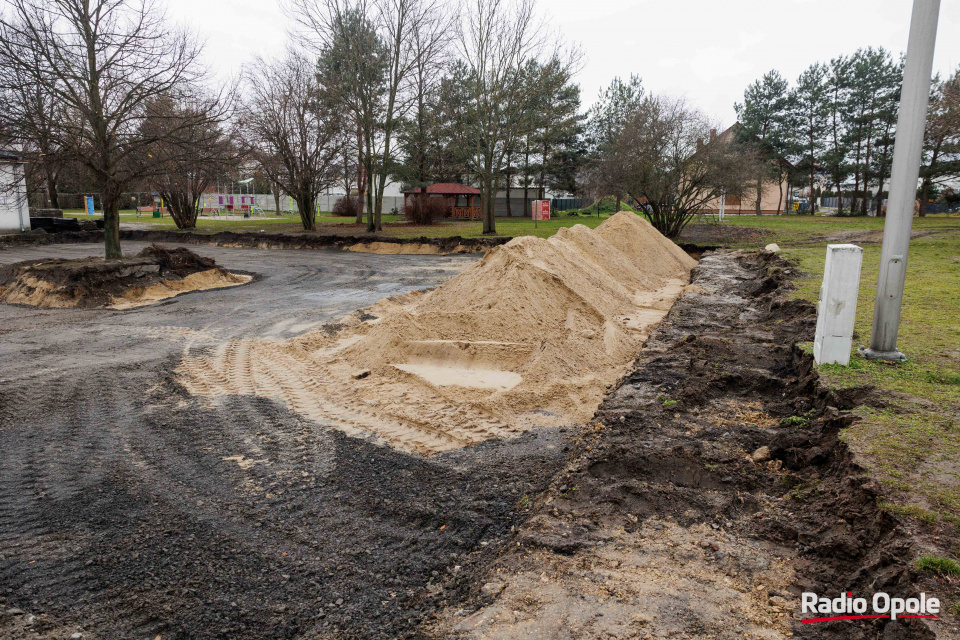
left=0, top=242, right=567, bottom=640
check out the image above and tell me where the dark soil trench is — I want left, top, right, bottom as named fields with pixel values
left=434, top=251, right=937, bottom=639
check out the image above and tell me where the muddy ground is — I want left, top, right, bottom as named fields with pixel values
left=433, top=252, right=958, bottom=640
left=0, top=241, right=956, bottom=639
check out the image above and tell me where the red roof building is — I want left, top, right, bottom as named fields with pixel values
left=402, top=183, right=482, bottom=220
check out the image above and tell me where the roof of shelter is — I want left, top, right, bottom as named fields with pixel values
left=402, top=183, right=481, bottom=196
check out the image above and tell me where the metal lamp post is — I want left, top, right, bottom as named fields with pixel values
left=860, top=0, right=941, bottom=362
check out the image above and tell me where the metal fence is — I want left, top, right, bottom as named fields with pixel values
left=28, top=191, right=154, bottom=212
left=820, top=197, right=890, bottom=212
left=237, top=194, right=406, bottom=215
left=29, top=191, right=600, bottom=218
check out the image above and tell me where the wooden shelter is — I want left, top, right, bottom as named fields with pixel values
left=402, top=183, right=482, bottom=220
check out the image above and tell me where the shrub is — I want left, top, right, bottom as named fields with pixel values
left=404, top=196, right=449, bottom=225
left=332, top=196, right=362, bottom=218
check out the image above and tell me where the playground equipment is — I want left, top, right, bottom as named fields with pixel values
left=201, top=178, right=269, bottom=218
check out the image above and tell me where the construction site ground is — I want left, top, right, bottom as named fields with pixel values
left=0, top=235, right=958, bottom=640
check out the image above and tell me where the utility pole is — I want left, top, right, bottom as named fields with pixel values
left=860, top=0, right=940, bottom=362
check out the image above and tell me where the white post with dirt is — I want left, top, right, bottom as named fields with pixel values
left=814, top=244, right=864, bottom=366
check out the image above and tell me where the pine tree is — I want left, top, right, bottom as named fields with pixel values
left=735, top=70, right=791, bottom=214
left=790, top=63, right=830, bottom=212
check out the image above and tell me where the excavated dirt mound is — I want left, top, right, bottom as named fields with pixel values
left=432, top=252, right=941, bottom=640
left=178, top=213, right=698, bottom=454
left=0, top=245, right=251, bottom=309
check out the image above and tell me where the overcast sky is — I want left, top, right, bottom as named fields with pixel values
left=166, top=0, right=960, bottom=126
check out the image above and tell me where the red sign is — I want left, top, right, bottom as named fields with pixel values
left=532, top=199, right=551, bottom=221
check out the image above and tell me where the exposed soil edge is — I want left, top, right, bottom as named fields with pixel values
left=0, top=229, right=511, bottom=255
left=0, top=246, right=253, bottom=309
left=425, top=250, right=941, bottom=640
left=0, top=229, right=718, bottom=258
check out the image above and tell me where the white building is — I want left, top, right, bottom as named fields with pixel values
left=0, top=149, right=29, bottom=233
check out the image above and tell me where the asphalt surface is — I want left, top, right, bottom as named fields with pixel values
left=0, top=242, right=568, bottom=640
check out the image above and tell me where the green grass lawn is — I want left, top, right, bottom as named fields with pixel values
left=717, top=213, right=960, bottom=527
left=68, top=208, right=614, bottom=238
left=382, top=212, right=612, bottom=239
left=65, top=210, right=405, bottom=233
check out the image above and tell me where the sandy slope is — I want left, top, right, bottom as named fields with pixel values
left=178, top=212, right=698, bottom=454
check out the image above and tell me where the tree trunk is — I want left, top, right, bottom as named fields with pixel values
left=919, top=145, right=941, bottom=218
left=297, top=192, right=316, bottom=231
left=356, top=128, right=366, bottom=225
left=919, top=177, right=932, bottom=218
left=45, top=169, right=60, bottom=210
left=273, top=184, right=281, bottom=217
left=862, top=127, right=873, bottom=216
left=851, top=140, right=862, bottom=216
left=755, top=176, right=763, bottom=215
left=778, top=176, right=784, bottom=215
left=482, top=175, right=496, bottom=234
left=365, top=154, right=376, bottom=233
left=539, top=139, right=547, bottom=204
left=809, top=131, right=816, bottom=215
left=522, top=144, right=530, bottom=219
left=102, top=183, right=122, bottom=259
left=776, top=168, right=784, bottom=215
left=505, top=153, right=513, bottom=217
left=874, top=179, right=885, bottom=217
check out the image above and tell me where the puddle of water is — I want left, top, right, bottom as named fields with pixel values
left=392, top=363, right=523, bottom=391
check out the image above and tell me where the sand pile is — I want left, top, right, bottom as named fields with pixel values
left=0, top=246, right=251, bottom=309
left=177, top=213, right=697, bottom=454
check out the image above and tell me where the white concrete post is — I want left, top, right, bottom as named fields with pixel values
left=862, top=0, right=940, bottom=361
left=814, top=244, right=864, bottom=366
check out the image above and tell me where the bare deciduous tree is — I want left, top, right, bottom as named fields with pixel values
left=293, top=0, right=449, bottom=232
left=0, top=35, right=65, bottom=209
left=0, top=0, right=226, bottom=258
left=920, top=67, right=960, bottom=216
left=619, top=96, right=760, bottom=238
left=453, top=0, right=578, bottom=234
left=241, top=51, right=343, bottom=231
left=142, top=95, right=237, bottom=230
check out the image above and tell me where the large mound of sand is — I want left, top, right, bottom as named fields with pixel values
left=178, top=213, right=697, bottom=453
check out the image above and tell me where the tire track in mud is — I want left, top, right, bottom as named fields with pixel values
left=177, top=338, right=524, bottom=455
left=0, top=375, right=151, bottom=636
left=0, top=339, right=565, bottom=640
